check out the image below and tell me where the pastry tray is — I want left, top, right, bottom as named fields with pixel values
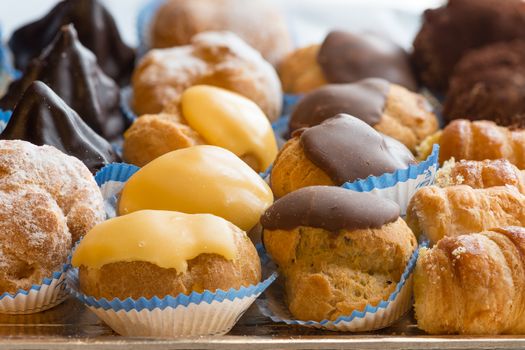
left=1, top=298, right=524, bottom=349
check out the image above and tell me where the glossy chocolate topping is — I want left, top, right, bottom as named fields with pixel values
left=1, top=81, right=120, bottom=173
left=300, top=114, right=416, bottom=185
left=317, top=31, right=417, bottom=91
left=8, top=0, right=134, bottom=86
left=289, top=78, right=390, bottom=133
left=260, top=186, right=400, bottom=231
left=0, top=25, right=126, bottom=141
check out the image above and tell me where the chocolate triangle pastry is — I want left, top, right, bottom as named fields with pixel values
left=1, top=81, right=120, bottom=173
left=0, top=24, right=126, bottom=141
left=8, top=0, right=134, bottom=86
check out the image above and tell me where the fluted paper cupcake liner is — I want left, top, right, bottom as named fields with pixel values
left=66, top=263, right=277, bottom=337
left=94, top=162, right=139, bottom=218
left=0, top=108, right=12, bottom=133
left=342, top=144, right=440, bottom=216
left=257, top=241, right=425, bottom=332
left=0, top=262, right=69, bottom=315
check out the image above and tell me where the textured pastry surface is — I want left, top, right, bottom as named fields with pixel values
left=443, top=40, right=525, bottom=127
left=0, top=140, right=104, bottom=293
left=132, top=31, right=283, bottom=121
left=414, top=227, right=525, bottom=334
left=436, top=119, right=525, bottom=168
left=150, top=0, right=292, bottom=65
left=436, top=159, right=525, bottom=193
left=406, top=185, right=525, bottom=243
left=78, top=211, right=261, bottom=299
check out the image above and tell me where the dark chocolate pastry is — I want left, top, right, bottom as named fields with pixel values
left=317, top=31, right=417, bottom=91
left=8, top=0, right=134, bottom=86
left=412, top=0, right=525, bottom=92
left=261, top=186, right=400, bottom=232
left=0, top=25, right=126, bottom=141
left=289, top=78, right=389, bottom=133
left=443, top=40, right=525, bottom=127
left=1, top=81, right=119, bottom=173
left=300, top=114, right=416, bottom=184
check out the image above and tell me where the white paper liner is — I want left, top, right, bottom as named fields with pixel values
left=257, top=242, right=424, bottom=332
left=66, top=266, right=277, bottom=337
left=342, top=144, right=439, bottom=215
left=0, top=263, right=69, bottom=315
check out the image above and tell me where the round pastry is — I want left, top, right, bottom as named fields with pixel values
left=443, top=40, right=525, bottom=127
left=0, top=140, right=105, bottom=293
left=123, top=85, right=278, bottom=171
left=279, top=30, right=417, bottom=94
left=289, top=78, right=438, bottom=151
left=261, top=186, right=417, bottom=322
left=73, top=210, right=261, bottom=299
left=118, top=145, right=273, bottom=231
left=132, top=31, right=282, bottom=121
left=412, top=0, right=525, bottom=92
left=416, top=119, right=525, bottom=168
left=149, top=0, right=292, bottom=66
left=270, top=114, right=416, bottom=198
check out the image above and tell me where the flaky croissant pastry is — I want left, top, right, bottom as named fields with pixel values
left=417, top=119, right=525, bottom=168
left=436, top=159, right=525, bottom=193
left=406, top=185, right=525, bottom=243
left=414, top=227, right=525, bottom=334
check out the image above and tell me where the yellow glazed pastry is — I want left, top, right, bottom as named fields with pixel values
left=72, top=210, right=237, bottom=274
left=181, top=85, right=277, bottom=171
left=118, top=145, right=273, bottom=231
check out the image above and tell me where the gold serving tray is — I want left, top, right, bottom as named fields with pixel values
left=1, top=298, right=524, bottom=349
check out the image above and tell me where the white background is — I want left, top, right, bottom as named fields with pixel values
left=0, top=0, right=444, bottom=49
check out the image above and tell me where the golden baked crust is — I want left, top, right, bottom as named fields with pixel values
left=123, top=113, right=204, bottom=167
left=263, top=218, right=416, bottom=321
left=79, top=227, right=261, bottom=299
left=437, top=119, right=525, bottom=167
left=414, top=227, right=525, bottom=334
left=436, top=159, right=525, bottom=193
left=0, top=140, right=104, bottom=293
left=132, top=31, right=283, bottom=121
left=270, top=137, right=333, bottom=198
left=278, top=44, right=327, bottom=94
left=406, top=185, right=525, bottom=244
left=150, top=0, right=292, bottom=66
left=375, top=84, right=439, bottom=152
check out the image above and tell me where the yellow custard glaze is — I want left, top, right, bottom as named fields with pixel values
left=72, top=210, right=237, bottom=273
left=118, top=145, right=273, bottom=231
left=181, top=85, right=278, bottom=171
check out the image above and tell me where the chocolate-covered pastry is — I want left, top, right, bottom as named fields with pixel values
left=261, top=186, right=417, bottom=322
left=443, top=41, right=525, bottom=127
left=1, top=81, right=119, bottom=173
left=8, top=0, right=134, bottom=86
left=317, top=31, right=417, bottom=91
left=412, top=0, right=525, bottom=92
left=0, top=25, right=126, bottom=141
left=289, top=78, right=438, bottom=151
left=270, top=114, right=416, bottom=197
left=261, top=186, right=400, bottom=232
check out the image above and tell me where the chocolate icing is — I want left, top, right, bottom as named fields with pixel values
left=300, top=114, right=416, bottom=185
left=289, top=78, right=390, bottom=133
left=317, top=31, right=417, bottom=91
left=260, top=186, right=400, bottom=231
left=0, top=25, right=126, bottom=141
left=1, top=81, right=120, bottom=173
left=8, top=0, right=134, bottom=86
